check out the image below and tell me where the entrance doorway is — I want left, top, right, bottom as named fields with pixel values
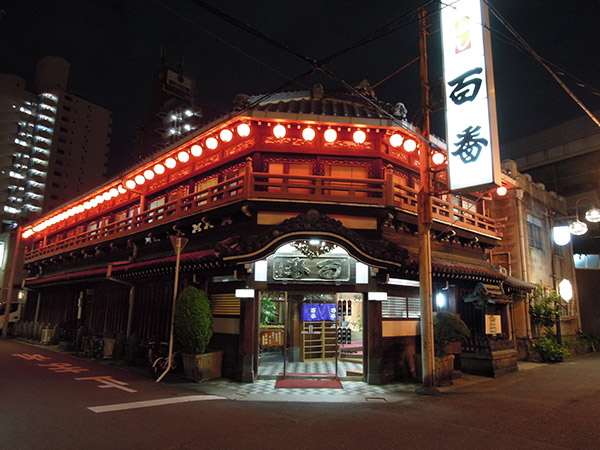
left=257, top=291, right=364, bottom=380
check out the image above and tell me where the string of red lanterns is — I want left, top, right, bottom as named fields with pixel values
left=22, top=120, right=439, bottom=239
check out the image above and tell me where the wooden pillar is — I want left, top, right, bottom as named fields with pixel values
left=367, top=300, right=384, bottom=384
left=125, top=285, right=135, bottom=338
left=237, top=298, right=255, bottom=382
left=34, top=291, right=41, bottom=323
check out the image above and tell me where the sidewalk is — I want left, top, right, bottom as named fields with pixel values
left=14, top=337, right=549, bottom=403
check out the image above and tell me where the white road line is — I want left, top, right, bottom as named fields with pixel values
left=88, top=395, right=224, bottom=413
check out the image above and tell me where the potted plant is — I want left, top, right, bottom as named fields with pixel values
left=433, top=311, right=470, bottom=385
left=174, top=286, right=222, bottom=382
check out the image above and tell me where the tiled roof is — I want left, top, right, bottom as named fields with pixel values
left=244, top=88, right=411, bottom=123
left=26, top=268, right=108, bottom=287
left=24, top=249, right=219, bottom=287
left=111, top=249, right=217, bottom=274
left=431, top=257, right=505, bottom=280
left=504, top=275, right=536, bottom=291
left=408, top=254, right=534, bottom=293
left=253, top=96, right=390, bottom=119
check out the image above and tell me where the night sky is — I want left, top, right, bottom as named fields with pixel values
left=2, top=0, right=599, bottom=176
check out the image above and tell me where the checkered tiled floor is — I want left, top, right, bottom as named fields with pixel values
left=257, top=353, right=362, bottom=378
left=193, top=351, right=418, bottom=401
left=201, top=378, right=419, bottom=399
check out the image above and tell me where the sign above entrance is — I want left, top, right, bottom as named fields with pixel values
left=441, top=0, right=501, bottom=193
left=270, top=255, right=351, bottom=283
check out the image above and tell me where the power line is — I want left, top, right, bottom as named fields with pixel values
left=318, top=1, right=437, bottom=66
left=187, top=0, right=318, bottom=69
left=481, top=15, right=600, bottom=98
left=153, top=0, right=310, bottom=89
left=187, top=0, right=440, bottom=148
left=372, top=56, right=420, bottom=89
left=482, top=0, right=600, bottom=128
left=160, top=1, right=487, bottom=233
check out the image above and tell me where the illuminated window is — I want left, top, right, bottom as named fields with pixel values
left=382, top=296, right=421, bottom=319
left=267, top=161, right=312, bottom=194
left=324, top=164, right=368, bottom=197
left=194, top=177, right=218, bottom=205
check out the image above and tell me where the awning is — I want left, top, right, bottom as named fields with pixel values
left=504, top=275, right=536, bottom=291
left=463, top=282, right=512, bottom=309
left=406, top=253, right=534, bottom=293
left=24, top=249, right=219, bottom=287
left=111, top=249, right=217, bottom=274
left=25, top=268, right=108, bottom=287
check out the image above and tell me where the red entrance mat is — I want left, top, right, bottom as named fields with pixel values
left=279, top=372, right=336, bottom=378
left=275, top=378, right=343, bottom=389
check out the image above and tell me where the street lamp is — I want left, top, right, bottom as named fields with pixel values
left=572, top=197, right=600, bottom=233
left=558, top=279, right=573, bottom=302
left=552, top=197, right=600, bottom=245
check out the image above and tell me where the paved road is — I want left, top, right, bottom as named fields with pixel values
left=1, top=339, right=598, bottom=449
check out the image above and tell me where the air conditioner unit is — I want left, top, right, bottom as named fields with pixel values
left=492, top=265, right=508, bottom=276
left=40, top=327, right=52, bottom=344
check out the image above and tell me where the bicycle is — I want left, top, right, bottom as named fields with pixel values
left=147, top=340, right=177, bottom=379
left=79, top=333, right=104, bottom=361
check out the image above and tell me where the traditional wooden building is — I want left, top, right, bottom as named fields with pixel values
left=18, top=87, right=533, bottom=383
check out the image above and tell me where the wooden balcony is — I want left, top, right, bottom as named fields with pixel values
left=24, top=167, right=503, bottom=263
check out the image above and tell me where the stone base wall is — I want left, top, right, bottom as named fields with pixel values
left=209, top=332, right=240, bottom=380
left=462, top=349, right=519, bottom=377
left=379, top=336, right=419, bottom=383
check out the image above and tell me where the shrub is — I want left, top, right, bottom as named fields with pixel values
left=434, top=311, right=471, bottom=357
left=529, top=285, right=561, bottom=329
left=535, top=332, right=565, bottom=363
left=174, top=286, right=213, bottom=354
left=576, top=331, right=599, bottom=352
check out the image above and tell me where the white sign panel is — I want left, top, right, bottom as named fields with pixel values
left=485, top=314, right=502, bottom=335
left=441, top=0, right=501, bottom=193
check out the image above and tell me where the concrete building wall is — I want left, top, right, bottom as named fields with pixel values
left=577, top=269, right=600, bottom=335
left=487, top=160, right=579, bottom=341
left=0, top=74, right=39, bottom=229
left=42, top=91, right=111, bottom=212
left=0, top=58, right=112, bottom=224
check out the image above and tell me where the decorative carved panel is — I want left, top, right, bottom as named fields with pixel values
left=324, top=140, right=374, bottom=151
left=148, top=177, right=168, bottom=192
left=194, top=153, right=220, bottom=171
left=168, top=165, right=192, bottom=182
left=270, top=255, right=351, bottom=282
left=225, top=136, right=255, bottom=158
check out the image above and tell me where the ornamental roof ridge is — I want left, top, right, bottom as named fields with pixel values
left=242, top=85, right=409, bottom=121
left=221, top=209, right=410, bottom=268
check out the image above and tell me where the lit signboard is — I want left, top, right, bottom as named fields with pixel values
left=441, top=0, right=501, bottom=193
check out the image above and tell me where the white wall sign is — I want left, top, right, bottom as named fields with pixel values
left=485, top=314, right=502, bottom=335
left=441, top=0, right=501, bottom=193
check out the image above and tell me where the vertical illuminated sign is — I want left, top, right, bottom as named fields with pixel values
left=441, top=0, right=501, bottom=193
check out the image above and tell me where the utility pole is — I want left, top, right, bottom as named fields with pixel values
left=156, top=234, right=188, bottom=382
left=416, top=7, right=438, bottom=395
left=2, top=227, right=21, bottom=338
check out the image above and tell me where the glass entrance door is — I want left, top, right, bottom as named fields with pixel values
left=257, top=291, right=364, bottom=380
left=293, top=294, right=339, bottom=379
left=257, top=291, right=286, bottom=379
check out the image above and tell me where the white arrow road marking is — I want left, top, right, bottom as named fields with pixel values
left=88, top=395, right=224, bottom=413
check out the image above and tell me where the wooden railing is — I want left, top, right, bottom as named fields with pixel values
left=24, top=169, right=502, bottom=262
